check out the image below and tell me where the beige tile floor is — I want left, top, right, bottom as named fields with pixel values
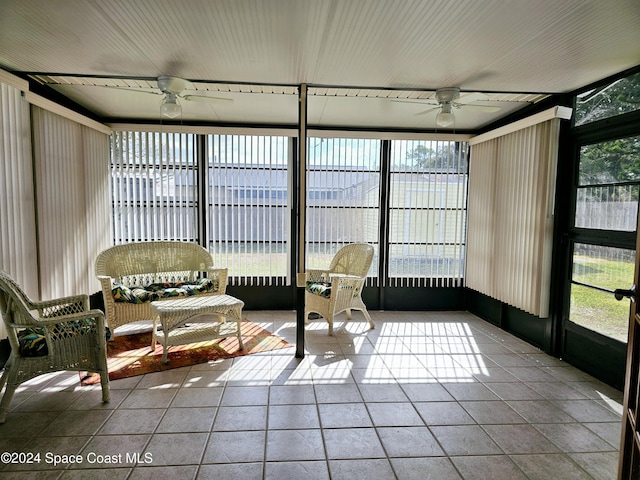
left=0, top=311, right=623, bottom=479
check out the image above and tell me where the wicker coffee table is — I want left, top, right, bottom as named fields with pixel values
left=150, top=294, right=245, bottom=363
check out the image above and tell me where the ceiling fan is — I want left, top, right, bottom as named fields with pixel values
left=106, top=75, right=233, bottom=118
left=394, top=87, right=501, bottom=127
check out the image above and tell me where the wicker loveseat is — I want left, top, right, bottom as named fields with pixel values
left=95, top=241, right=228, bottom=331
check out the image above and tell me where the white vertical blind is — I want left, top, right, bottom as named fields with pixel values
left=208, top=134, right=289, bottom=286
left=466, top=113, right=565, bottom=317
left=0, top=83, right=37, bottom=339
left=32, top=107, right=110, bottom=300
left=305, top=137, right=380, bottom=283
left=111, top=131, right=198, bottom=244
left=82, top=126, right=112, bottom=293
left=388, top=139, right=468, bottom=287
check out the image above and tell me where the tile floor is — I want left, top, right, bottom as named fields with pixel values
left=0, top=311, right=623, bottom=479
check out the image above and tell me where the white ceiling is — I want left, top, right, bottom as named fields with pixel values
left=1, top=0, right=640, bottom=130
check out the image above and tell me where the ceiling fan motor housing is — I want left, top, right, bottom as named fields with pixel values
left=435, top=87, right=460, bottom=104
left=157, top=75, right=188, bottom=94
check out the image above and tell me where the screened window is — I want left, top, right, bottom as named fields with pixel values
left=208, top=134, right=290, bottom=285
left=110, top=132, right=470, bottom=288
left=575, top=135, right=640, bottom=231
left=111, top=131, right=197, bottom=243
left=305, top=137, right=380, bottom=278
left=388, top=140, right=467, bottom=286
left=569, top=243, right=633, bottom=342
left=575, top=70, right=640, bottom=126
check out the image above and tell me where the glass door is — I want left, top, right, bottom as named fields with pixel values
left=617, top=210, right=640, bottom=479
left=569, top=243, right=634, bottom=344
left=562, top=135, right=640, bottom=387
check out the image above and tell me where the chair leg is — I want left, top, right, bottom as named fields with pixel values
left=327, top=317, right=334, bottom=336
left=0, top=358, right=9, bottom=393
left=0, top=375, right=16, bottom=424
left=100, top=375, right=110, bottom=403
left=362, top=308, right=375, bottom=330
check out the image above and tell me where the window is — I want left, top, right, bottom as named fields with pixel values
left=570, top=244, right=633, bottom=342
left=111, top=131, right=197, bottom=243
left=389, top=140, right=467, bottom=287
left=575, top=135, right=640, bottom=231
left=208, top=134, right=290, bottom=285
left=305, top=137, right=381, bottom=277
left=110, top=132, right=470, bottom=289
left=575, top=70, right=640, bottom=126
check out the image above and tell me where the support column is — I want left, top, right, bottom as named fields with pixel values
left=295, top=84, right=308, bottom=358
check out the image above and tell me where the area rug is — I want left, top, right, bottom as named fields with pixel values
left=80, top=320, right=290, bottom=385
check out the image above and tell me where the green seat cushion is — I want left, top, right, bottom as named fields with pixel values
left=306, top=281, right=332, bottom=298
left=17, top=327, right=48, bottom=357
left=112, top=278, right=220, bottom=304
left=15, top=319, right=104, bottom=356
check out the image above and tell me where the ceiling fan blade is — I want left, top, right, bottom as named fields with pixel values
left=459, top=104, right=501, bottom=113
left=456, top=92, right=488, bottom=105
left=182, top=94, right=234, bottom=104
left=96, top=85, right=162, bottom=96
left=415, top=106, right=440, bottom=116
left=390, top=98, right=438, bottom=105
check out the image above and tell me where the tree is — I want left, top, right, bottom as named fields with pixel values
left=575, top=71, right=640, bottom=125
left=406, top=144, right=436, bottom=169
left=579, top=135, right=640, bottom=200
left=406, top=142, right=467, bottom=173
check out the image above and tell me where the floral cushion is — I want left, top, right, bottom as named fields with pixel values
left=112, top=278, right=219, bottom=304
left=16, top=319, right=106, bottom=356
left=17, top=327, right=48, bottom=357
left=306, top=281, right=332, bottom=298
left=306, top=280, right=362, bottom=298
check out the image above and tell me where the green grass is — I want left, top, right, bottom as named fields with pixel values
left=570, top=255, right=634, bottom=342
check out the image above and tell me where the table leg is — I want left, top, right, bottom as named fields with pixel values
left=151, top=315, right=159, bottom=351
left=235, top=307, right=244, bottom=350
left=161, top=325, right=171, bottom=363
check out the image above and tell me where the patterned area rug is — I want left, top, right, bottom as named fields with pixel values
left=80, top=320, right=290, bottom=384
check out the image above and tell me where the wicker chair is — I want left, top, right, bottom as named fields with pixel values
left=0, top=270, right=110, bottom=423
left=305, top=243, right=375, bottom=335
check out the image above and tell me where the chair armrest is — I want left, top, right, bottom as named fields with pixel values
left=31, top=294, right=89, bottom=318
left=306, top=269, right=332, bottom=283
left=331, top=275, right=363, bottom=287
left=206, top=267, right=228, bottom=293
left=28, top=309, right=106, bottom=329
left=97, top=275, right=114, bottom=285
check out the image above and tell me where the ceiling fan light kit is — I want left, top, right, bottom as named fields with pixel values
left=435, top=88, right=459, bottom=127
left=436, top=102, right=455, bottom=127
left=160, top=92, right=182, bottom=118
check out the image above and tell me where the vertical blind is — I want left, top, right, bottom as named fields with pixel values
left=305, top=137, right=380, bottom=283
left=111, top=131, right=198, bottom=244
left=388, top=139, right=468, bottom=287
left=107, top=132, right=471, bottom=289
left=32, top=108, right=111, bottom=299
left=466, top=111, right=567, bottom=317
left=0, top=82, right=37, bottom=338
left=208, top=134, right=290, bottom=286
